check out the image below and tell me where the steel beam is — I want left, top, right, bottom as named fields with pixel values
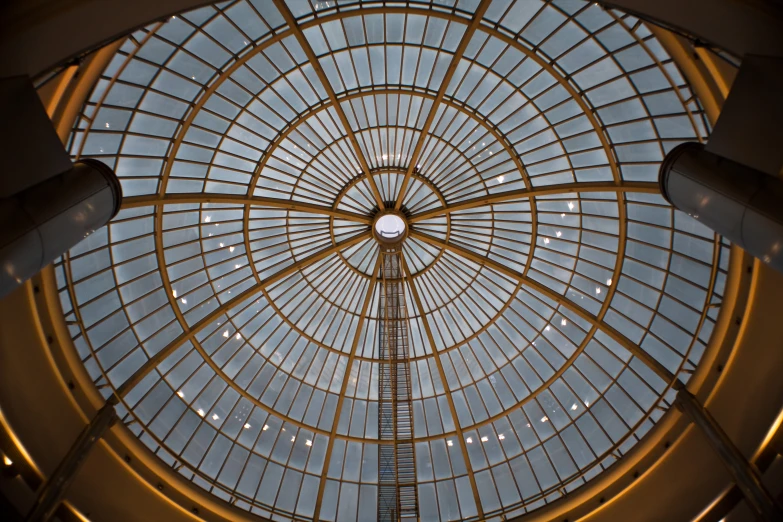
left=676, top=389, right=783, bottom=521
left=25, top=400, right=118, bottom=522
left=312, top=255, right=381, bottom=521
left=393, top=0, right=492, bottom=210
left=378, top=249, right=418, bottom=521
left=409, top=229, right=678, bottom=384
left=399, top=251, right=485, bottom=519
left=272, top=0, right=385, bottom=210
left=115, top=232, right=369, bottom=397
left=408, top=181, right=660, bottom=223
left=121, top=192, right=371, bottom=224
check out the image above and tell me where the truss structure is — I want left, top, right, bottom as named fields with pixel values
left=52, top=0, right=732, bottom=520
left=378, top=248, right=418, bottom=521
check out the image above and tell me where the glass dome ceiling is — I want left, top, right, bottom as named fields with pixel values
left=53, top=0, right=731, bottom=520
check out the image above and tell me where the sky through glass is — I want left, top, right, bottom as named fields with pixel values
left=53, top=1, right=729, bottom=520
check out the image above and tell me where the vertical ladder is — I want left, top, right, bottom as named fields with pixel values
left=377, top=248, right=418, bottom=522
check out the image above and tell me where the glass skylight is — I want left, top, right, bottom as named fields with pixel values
left=54, top=1, right=728, bottom=521
left=375, top=214, right=406, bottom=240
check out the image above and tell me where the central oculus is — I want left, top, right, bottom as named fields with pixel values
left=374, top=214, right=406, bottom=241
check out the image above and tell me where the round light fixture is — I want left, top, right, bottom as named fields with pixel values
left=374, top=214, right=406, bottom=241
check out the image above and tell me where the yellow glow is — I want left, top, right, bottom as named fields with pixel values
left=3, top=455, right=12, bottom=466
left=0, top=407, right=40, bottom=476
left=65, top=502, right=92, bottom=522
left=42, top=65, right=78, bottom=119
left=754, top=406, right=783, bottom=460
left=692, top=485, right=733, bottom=522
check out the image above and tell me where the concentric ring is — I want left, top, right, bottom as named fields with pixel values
left=54, top=2, right=728, bottom=521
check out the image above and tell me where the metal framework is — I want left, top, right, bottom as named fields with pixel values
left=675, top=389, right=783, bottom=521
left=48, top=1, right=735, bottom=521
left=271, top=0, right=385, bottom=210
left=378, top=248, right=418, bottom=521
left=25, top=401, right=118, bottom=522
left=392, top=0, right=493, bottom=211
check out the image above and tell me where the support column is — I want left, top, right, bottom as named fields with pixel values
left=659, top=142, right=783, bottom=273
left=0, top=158, right=122, bottom=299
left=25, top=399, right=119, bottom=522
left=675, top=389, right=783, bottom=521
left=0, top=76, right=122, bottom=299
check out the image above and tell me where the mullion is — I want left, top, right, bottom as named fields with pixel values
left=58, top=4, right=725, bottom=518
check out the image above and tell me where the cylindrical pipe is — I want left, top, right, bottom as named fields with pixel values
left=659, top=142, right=783, bottom=272
left=0, top=159, right=121, bottom=298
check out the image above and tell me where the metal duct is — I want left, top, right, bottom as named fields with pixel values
left=659, top=142, right=783, bottom=272
left=0, top=159, right=121, bottom=298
